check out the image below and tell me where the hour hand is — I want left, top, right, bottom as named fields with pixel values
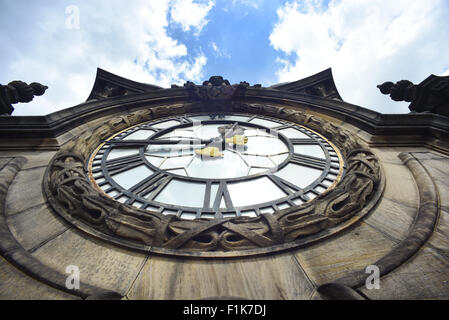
left=225, top=135, right=248, bottom=146
left=194, top=146, right=223, bottom=158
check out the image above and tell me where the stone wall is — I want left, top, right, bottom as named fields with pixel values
left=1, top=102, right=448, bottom=300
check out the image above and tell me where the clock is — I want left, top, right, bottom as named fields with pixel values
left=87, top=112, right=345, bottom=220
left=43, top=75, right=382, bottom=255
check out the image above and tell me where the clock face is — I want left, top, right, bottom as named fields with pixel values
left=88, top=113, right=345, bottom=219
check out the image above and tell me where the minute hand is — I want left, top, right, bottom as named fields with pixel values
left=208, top=122, right=244, bottom=149
left=106, top=138, right=213, bottom=147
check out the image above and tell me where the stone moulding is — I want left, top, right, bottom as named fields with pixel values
left=0, top=157, right=121, bottom=300
left=43, top=102, right=384, bottom=258
left=317, top=152, right=440, bottom=298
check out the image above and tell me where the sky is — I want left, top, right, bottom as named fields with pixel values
left=1, top=0, right=449, bottom=116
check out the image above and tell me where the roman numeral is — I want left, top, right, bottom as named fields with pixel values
left=139, top=124, right=162, bottom=132
left=272, top=124, right=292, bottom=131
left=212, top=182, right=234, bottom=211
left=247, top=115, right=257, bottom=123
left=102, top=186, right=121, bottom=198
left=203, top=182, right=212, bottom=209
left=94, top=154, right=144, bottom=176
left=128, top=172, right=172, bottom=200
left=291, top=153, right=327, bottom=170
left=267, top=174, right=301, bottom=196
left=178, top=116, right=193, bottom=124
left=290, top=138, right=318, bottom=145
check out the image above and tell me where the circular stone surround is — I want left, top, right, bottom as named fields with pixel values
left=43, top=102, right=383, bottom=257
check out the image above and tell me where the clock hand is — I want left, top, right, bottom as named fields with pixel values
left=225, top=135, right=248, bottom=146
left=105, top=138, right=213, bottom=148
left=219, top=122, right=242, bottom=138
left=194, top=146, right=223, bottom=157
left=195, top=123, right=248, bottom=158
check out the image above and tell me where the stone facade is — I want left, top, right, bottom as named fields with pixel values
left=0, top=69, right=448, bottom=300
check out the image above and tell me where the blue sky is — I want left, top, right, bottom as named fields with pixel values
left=1, top=0, right=448, bottom=115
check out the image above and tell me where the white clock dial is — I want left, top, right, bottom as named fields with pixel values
left=88, top=113, right=344, bottom=219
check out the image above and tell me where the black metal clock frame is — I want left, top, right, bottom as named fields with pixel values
left=88, top=112, right=345, bottom=219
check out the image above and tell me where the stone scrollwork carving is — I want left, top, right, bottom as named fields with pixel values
left=44, top=102, right=382, bottom=256
left=173, top=76, right=261, bottom=113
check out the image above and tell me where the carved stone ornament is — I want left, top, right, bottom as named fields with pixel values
left=0, top=80, right=48, bottom=115
left=44, top=102, right=383, bottom=257
left=378, top=74, right=449, bottom=117
left=172, top=76, right=263, bottom=113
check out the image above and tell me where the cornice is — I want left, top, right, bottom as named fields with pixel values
left=1, top=86, right=448, bottom=152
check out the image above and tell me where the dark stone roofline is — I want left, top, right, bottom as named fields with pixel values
left=1, top=87, right=448, bottom=144
left=86, top=67, right=163, bottom=101
left=1, top=68, right=448, bottom=153
left=270, top=68, right=343, bottom=101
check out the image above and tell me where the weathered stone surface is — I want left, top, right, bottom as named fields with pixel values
left=360, top=248, right=449, bottom=299
left=309, top=291, right=324, bottom=300
left=6, top=203, right=70, bottom=251
left=351, top=129, right=373, bottom=145
left=0, top=151, right=56, bottom=170
left=294, top=222, right=396, bottom=285
left=428, top=210, right=449, bottom=259
left=20, top=151, right=57, bottom=170
left=382, top=162, right=419, bottom=208
left=57, top=112, right=121, bottom=147
left=31, top=228, right=147, bottom=295
left=371, top=147, right=428, bottom=165
left=127, top=253, right=315, bottom=300
left=57, top=124, right=95, bottom=147
left=5, top=166, right=47, bottom=216
left=332, top=152, right=442, bottom=291
left=413, top=152, right=449, bottom=161
left=0, top=157, right=11, bottom=170
left=317, top=283, right=366, bottom=300
left=417, top=156, right=449, bottom=209
left=364, top=197, right=416, bottom=242
left=303, top=109, right=344, bottom=126
left=414, top=154, right=449, bottom=256
left=0, top=256, right=80, bottom=300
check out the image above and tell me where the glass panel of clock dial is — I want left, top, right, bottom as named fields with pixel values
left=90, top=113, right=344, bottom=219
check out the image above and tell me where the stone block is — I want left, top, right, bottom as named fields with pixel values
left=364, top=197, right=416, bottom=242
left=31, top=228, right=147, bottom=296
left=127, top=253, right=315, bottom=300
left=22, top=152, right=56, bottom=170
left=0, top=157, right=11, bottom=170
left=6, top=203, right=70, bottom=251
left=294, top=222, right=396, bottom=285
left=360, top=248, right=449, bottom=299
left=382, top=162, right=419, bottom=208
left=417, top=156, right=449, bottom=209
left=371, top=147, right=427, bottom=165
left=5, top=166, right=47, bottom=216
left=428, top=210, right=449, bottom=258
left=0, top=256, right=80, bottom=300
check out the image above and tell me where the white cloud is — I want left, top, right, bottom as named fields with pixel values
left=232, top=0, right=261, bottom=9
left=269, top=0, right=449, bottom=114
left=0, top=0, right=213, bottom=115
left=170, top=0, right=215, bottom=35
left=210, top=42, right=231, bottom=59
